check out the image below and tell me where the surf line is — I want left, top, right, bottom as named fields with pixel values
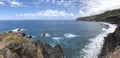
left=81, top=22, right=117, bottom=58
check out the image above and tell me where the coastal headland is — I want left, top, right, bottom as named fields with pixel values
left=0, top=31, right=64, bottom=58
left=77, top=9, right=120, bottom=58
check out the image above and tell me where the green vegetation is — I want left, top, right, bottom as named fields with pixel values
left=7, top=35, right=22, bottom=43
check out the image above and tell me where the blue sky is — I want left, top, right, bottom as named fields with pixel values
left=0, top=0, right=120, bottom=20
left=0, top=0, right=83, bottom=20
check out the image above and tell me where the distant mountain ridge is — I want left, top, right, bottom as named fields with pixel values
left=77, top=9, right=120, bottom=24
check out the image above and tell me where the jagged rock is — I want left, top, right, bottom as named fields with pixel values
left=8, top=42, right=23, bottom=52
left=0, top=32, right=64, bottom=58
left=21, top=33, right=25, bottom=37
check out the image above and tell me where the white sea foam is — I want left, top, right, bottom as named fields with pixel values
left=27, top=35, right=35, bottom=38
left=102, top=28, right=107, bottom=31
left=50, top=44, right=56, bottom=47
left=12, top=28, right=24, bottom=33
left=63, top=33, right=78, bottom=38
left=52, top=37, right=64, bottom=44
left=52, top=37, right=63, bottom=40
left=81, top=22, right=117, bottom=58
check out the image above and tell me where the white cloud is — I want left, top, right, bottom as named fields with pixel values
left=36, top=0, right=76, bottom=7
left=2, top=0, right=24, bottom=7
left=62, top=0, right=73, bottom=7
left=9, top=1, right=23, bottom=7
left=57, top=0, right=64, bottom=5
left=11, top=1, right=21, bottom=6
left=0, top=1, right=5, bottom=5
left=51, top=0, right=56, bottom=4
left=16, top=9, right=75, bottom=17
left=0, top=0, right=24, bottom=7
left=79, top=0, right=120, bottom=17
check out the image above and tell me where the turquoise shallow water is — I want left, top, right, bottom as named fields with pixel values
left=0, top=20, right=108, bottom=58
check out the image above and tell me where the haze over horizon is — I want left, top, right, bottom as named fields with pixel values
left=0, top=0, right=120, bottom=20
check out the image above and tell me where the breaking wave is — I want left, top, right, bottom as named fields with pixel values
left=12, top=28, right=24, bottom=32
left=52, top=37, right=64, bottom=40
left=80, top=22, right=117, bottom=58
left=63, top=33, right=78, bottom=38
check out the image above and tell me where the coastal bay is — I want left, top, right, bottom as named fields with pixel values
left=77, top=9, right=120, bottom=58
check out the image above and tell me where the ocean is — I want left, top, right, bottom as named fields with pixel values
left=0, top=20, right=117, bottom=58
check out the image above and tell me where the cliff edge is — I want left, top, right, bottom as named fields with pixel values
left=0, top=31, right=64, bottom=58
left=77, top=9, right=120, bottom=58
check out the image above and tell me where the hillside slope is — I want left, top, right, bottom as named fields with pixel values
left=77, top=9, right=120, bottom=24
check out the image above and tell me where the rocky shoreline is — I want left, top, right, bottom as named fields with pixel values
left=77, top=9, right=120, bottom=58
left=0, top=31, right=64, bottom=58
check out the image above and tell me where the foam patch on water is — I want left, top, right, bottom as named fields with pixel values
left=50, top=44, right=56, bottom=47
left=80, top=22, right=117, bottom=58
left=102, top=28, right=107, bottom=31
left=63, top=33, right=78, bottom=38
left=52, top=37, right=64, bottom=44
left=12, top=28, right=24, bottom=33
left=52, top=37, right=64, bottom=40
left=27, top=35, right=35, bottom=38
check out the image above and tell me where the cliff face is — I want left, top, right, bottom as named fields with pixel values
left=99, top=26, right=120, bottom=58
left=0, top=32, right=64, bottom=58
left=77, top=9, right=120, bottom=58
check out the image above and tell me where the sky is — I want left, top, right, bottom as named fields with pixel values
left=0, top=0, right=120, bottom=20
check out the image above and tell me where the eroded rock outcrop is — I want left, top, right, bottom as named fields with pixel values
left=0, top=32, right=64, bottom=58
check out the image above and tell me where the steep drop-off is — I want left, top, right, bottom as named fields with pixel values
left=77, top=9, right=120, bottom=58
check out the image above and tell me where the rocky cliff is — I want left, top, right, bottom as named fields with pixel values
left=0, top=32, right=64, bottom=58
left=99, top=26, right=120, bottom=58
left=77, top=9, right=120, bottom=58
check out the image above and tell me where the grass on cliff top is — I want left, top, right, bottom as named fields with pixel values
left=6, top=33, right=23, bottom=43
left=0, top=33, right=23, bottom=50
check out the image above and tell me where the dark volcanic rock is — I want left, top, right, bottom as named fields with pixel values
left=36, top=40, right=64, bottom=58
left=99, top=29, right=117, bottom=58
left=8, top=42, right=23, bottom=52
left=99, top=26, right=120, bottom=58
left=0, top=32, right=64, bottom=58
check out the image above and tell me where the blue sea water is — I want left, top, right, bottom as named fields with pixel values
left=0, top=20, right=115, bottom=58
